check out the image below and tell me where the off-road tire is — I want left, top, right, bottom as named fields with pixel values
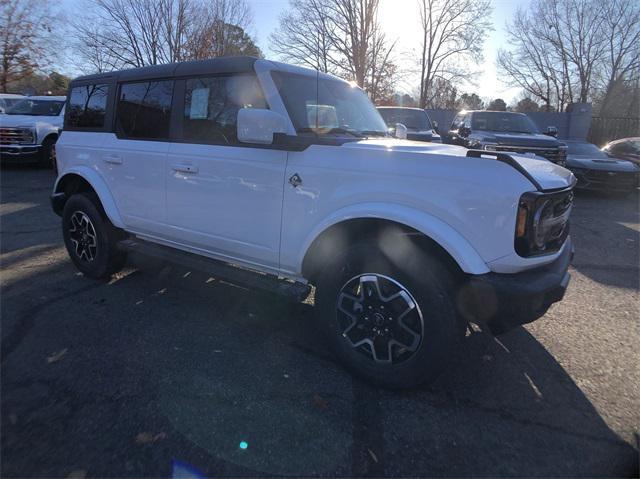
left=62, top=193, right=126, bottom=279
left=314, top=240, right=462, bottom=388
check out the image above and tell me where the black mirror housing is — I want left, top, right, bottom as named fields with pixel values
left=545, top=126, right=558, bottom=137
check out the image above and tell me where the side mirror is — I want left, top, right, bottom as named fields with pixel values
left=458, top=125, right=470, bottom=137
left=395, top=123, right=408, bottom=140
left=432, top=120, right=438, bottom=133
left=237, top=108, right=288, bottom=145
left=545, top=126, right=558, bottom=137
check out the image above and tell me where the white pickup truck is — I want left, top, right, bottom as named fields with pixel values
left=51, top=57, right=575, bottom=387
left=0, top=95, right=65, bottom=167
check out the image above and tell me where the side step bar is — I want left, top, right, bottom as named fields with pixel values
left=118, top=238, right=311, bottom=302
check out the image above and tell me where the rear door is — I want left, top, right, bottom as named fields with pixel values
left=165, top=74, right=286, bottom=270
left=100, top=80, right=173, bottom=235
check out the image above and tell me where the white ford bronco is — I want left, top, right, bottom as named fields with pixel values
left=51, top=57, right=575, bottom=388
left=0, top=95, right=66, bottom=167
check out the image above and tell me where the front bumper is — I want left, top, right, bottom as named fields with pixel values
left=458, top=237, right=573, bottom=334
left=569, top=167, right=639, bottom=192
left=0, top=144, right=41, bottom=163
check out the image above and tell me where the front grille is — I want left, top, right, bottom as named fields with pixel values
left=490, top=145, right=566, bottom=164
left=0, top=127, right=34, bottom=145
left=575, top=169, right=639, bottom=189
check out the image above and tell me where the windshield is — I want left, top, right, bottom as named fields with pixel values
left=378, top=108, right=432, bottom=130
left=271, top=71, right=388, bottom=137
left=1, top=98, right=24, bottom=111
left=5, top=99, right=65, bottom=116
left=567, top=142, right=608, bottom=158
left=471, top=112, right=539, bottom=134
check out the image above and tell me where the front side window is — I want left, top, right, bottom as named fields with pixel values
left=116, top=81, right=173, bottom=139
left=378, top=108, right=432, bottom=130
left=271, top=71, right=388, bottom=137
left=67, top=84, right=109, bottom=128
left=5, top=99, right=65, bottom=116
left=451, top=113, right=464, bottom=130
left=183, top=75, right=267, bottom=144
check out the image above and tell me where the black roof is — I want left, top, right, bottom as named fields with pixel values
left=70, top=56, right=259, bottom=85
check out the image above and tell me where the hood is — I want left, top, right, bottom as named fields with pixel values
left=0, top=114, right=62, bottom=128
left=341, top=138, right=575, bottom=191
left=567, top=155, right=638, bottom=172
left=475, top=131, right=560, bottom=147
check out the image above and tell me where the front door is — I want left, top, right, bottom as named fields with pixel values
left=165, top=74, right=286, bottom=270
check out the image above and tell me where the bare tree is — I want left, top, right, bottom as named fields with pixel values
left=598, top=0, right=640, bottom=115
left=269, top=0, right=396, bottom=101
left=498, top=0, right=640, bottom=114
left=416, top=0, right=492, bottom=108
left=0, top=0, right=57, bottom=92
left=269, top=0, right=335, bottom=73
left=73, top=0, right=258, bottom=73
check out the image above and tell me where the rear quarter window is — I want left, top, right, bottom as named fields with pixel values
left=67, top=84, right=110, bottom=128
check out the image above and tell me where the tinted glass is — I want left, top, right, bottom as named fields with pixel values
left=67, top=84, right=109, bottom=128
left=451, top=113, right=464, bottom=129
left=271, top=71, right=388, bottom=137
left=566, top=142, right=607, bottom=158
left=5, top=99, right=65, bottom=116
left=471, top=112, right=539, bottom=133
left=378, top=108, right=432, bottom=130
left=116, top=81, right=173, bottom=139
left=183, top=75, right=267, bottom=144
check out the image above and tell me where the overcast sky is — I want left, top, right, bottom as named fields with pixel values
left=60, top=0, right=531, bottom=103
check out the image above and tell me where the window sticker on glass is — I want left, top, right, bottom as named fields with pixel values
left=306, top=104, right=338, bottom=131
left=190, top=88, right=210, bottom=119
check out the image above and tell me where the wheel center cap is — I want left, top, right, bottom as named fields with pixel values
left=373, top=312, right=385, bottom=326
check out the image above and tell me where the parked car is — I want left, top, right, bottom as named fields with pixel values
left=444, top=110, right=567, bottom=165
left=377, top=106, right=441, bottom=142
left=0, top=93, right=25, bottom=113
left=0, top=95, right=66, bottom=167
left=602, top=137, right=640, bottom=166
left=51, top=57, right=575, bottom=388
left=564, top=140, right=639, bottom=193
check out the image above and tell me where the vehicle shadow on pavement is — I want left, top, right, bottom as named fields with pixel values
left=570, top=190, right=639, bottom=290
left=1, top=255, right=638, bottom=478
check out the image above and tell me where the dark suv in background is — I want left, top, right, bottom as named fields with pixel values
left=377, top=107, right=441, bottom=143
left=444, top=110, right=567, bottom=165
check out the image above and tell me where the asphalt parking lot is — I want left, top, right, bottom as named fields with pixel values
left=1, top=166, right=639, bottom=478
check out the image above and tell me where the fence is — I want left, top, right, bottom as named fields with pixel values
left=588, top=117, right=640, bottom=146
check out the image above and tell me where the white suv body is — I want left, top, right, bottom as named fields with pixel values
left=0, top=95, right=65, bottom=166
left=51, top=58, right=575, bottom=387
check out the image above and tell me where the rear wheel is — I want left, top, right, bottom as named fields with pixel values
left=62, top=193, right=126, bottom=278
left=314, top=240, right=462, bottom=388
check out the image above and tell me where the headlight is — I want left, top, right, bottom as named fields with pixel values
left=515, top=190, right=573, bottom=256
left=483, top=144, right=499, bottom=151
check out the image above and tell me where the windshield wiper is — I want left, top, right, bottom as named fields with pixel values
left=297, top=127, right=363, bottom=138
left=360, top=130, right=389, bottom=137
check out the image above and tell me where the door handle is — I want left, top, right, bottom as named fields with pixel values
left=102, top=154, right=123, bottom=165
left=172, top=163, right=199, bottom=174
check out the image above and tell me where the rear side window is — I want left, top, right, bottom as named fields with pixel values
left=182, top=75, right=267, bottom=145
left=116, top=81, right=173, bottom=139
left=67, top=84, right=110, bottom=128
